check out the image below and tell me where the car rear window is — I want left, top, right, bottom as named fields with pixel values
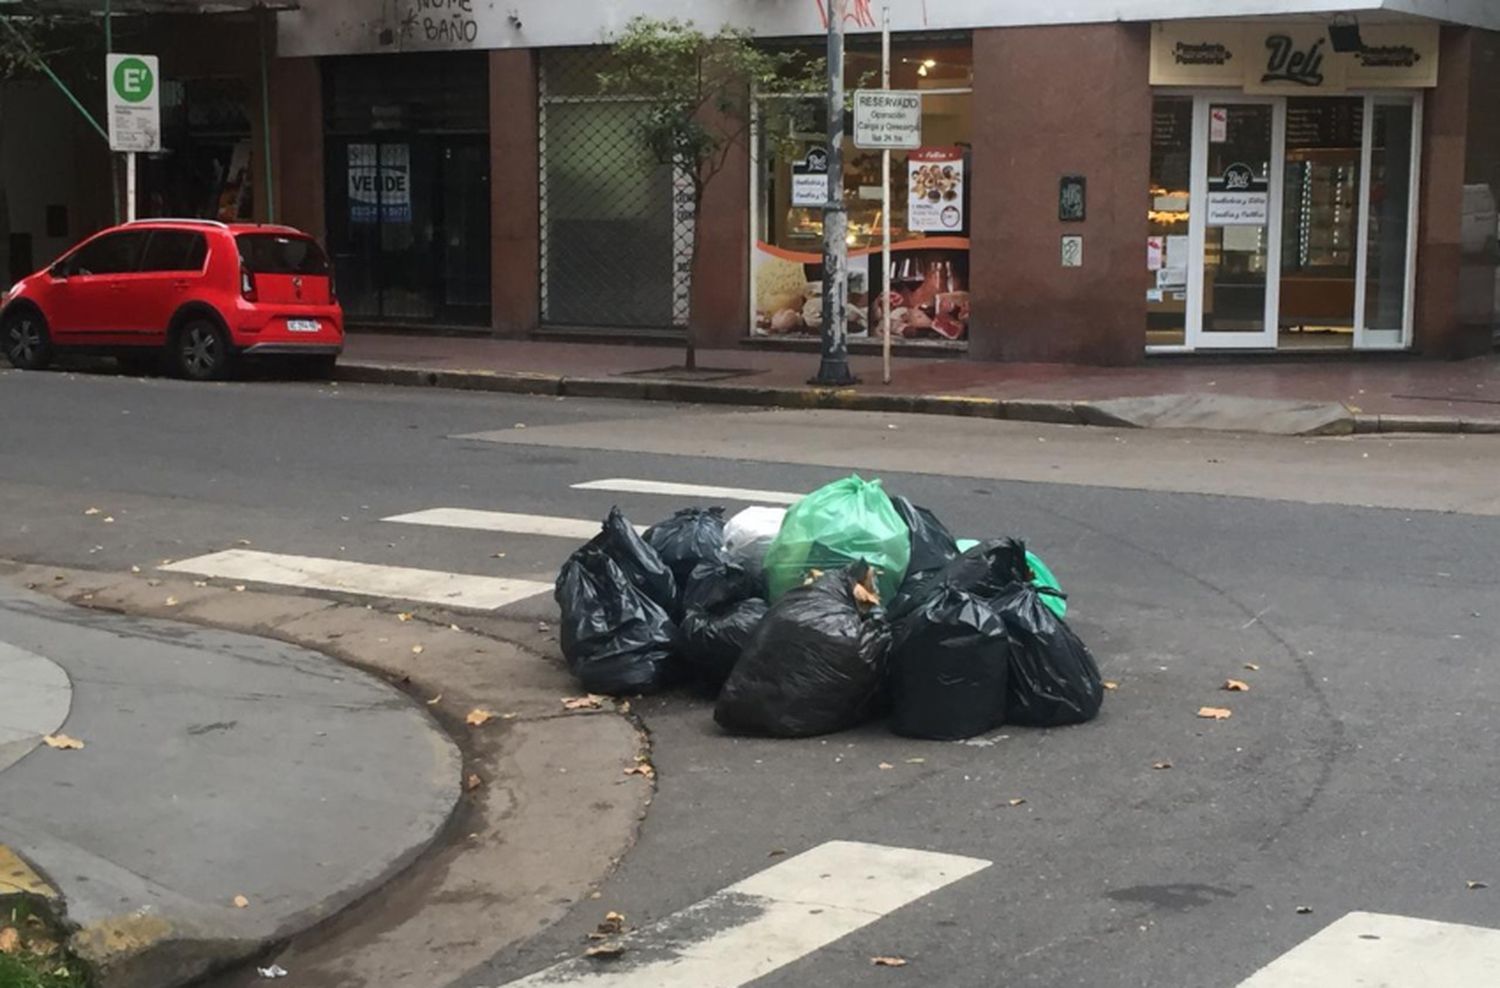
left=236, top=234, right=329, bottom=276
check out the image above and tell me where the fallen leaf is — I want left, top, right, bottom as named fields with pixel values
left=0, top=927, right=20, bottom=954
left=164, top=596, right=179, bottom=607
left=466, top=708, right=495, bottom=727
left=585, top=943, right=623, bottom=959
left=411, top=645, right=424, bottom=655
left=562, top=695, right=605, bottom=711
left=1197, top=706, right=1233, bottom=720
left=768, top=848, right=787, bottom=858
left=102, top=516, right=115, bottom=524
left=1467, top=880, right=1489, bottom=890
left=449, top=624, right=462, bottom=632
left=623, top=764, right=656, bottom=780
left=872, top=956, right=908, bottom=967
left=426, top=694, right=442, bottom=705
left=878, top=762, right=894, bottom=770
left=1223, top=679, right=1250, bottom=692
left=465, top=773, right=484, bottom=792
left=904, top=757, right=926, bottom=764
left=1295, top=905, right=1313, bottom=914
left=853, top=582, right=881, bottom=607
left=192, top=580, right=208, bottom=588
left=1102, top=681, right=1119, bottom=691
left=397, top=612, right=413, bottom=622
left=596, top=911, right=626, bottom=936
left=130, top=565, right=141, bottom=573
left=233, top=585, right=246, bottom=592
left=1152, top=761, right=1173, bottom=770
left=589, top=890, right=603, bottom=899
left=42, top=734, right=85, bottom=750
left=1007, top=797, right=1026, bottom=807
left=233, top=895, right=250, bottom=909
left=1244, top=663, right=1261, bottom=671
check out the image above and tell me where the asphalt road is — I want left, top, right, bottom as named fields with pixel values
left=3, top=366, right=1499, bottom=988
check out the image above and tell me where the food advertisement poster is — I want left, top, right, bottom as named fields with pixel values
left=908, top=147, right=964, bottom=232
left=752, top=246, right=870, bottom=338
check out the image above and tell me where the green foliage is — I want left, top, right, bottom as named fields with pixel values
left=600, top=17, right=823, bottom=202
left=0, top=3, right=83, bottom=81
left=0, top=952, right=92, bottom=988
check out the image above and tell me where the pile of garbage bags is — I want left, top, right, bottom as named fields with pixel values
left=554, top=475, right=1104, bottom=740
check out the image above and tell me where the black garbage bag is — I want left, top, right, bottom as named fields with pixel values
left=891, top=495, right=960, bottom=576
left=554, top=545, right=679, bottom=695
left=990, top=582, right=1103, bottom=727
left=888, top=537, right=1032, bottom=623
left=644, top=507, right=728, bottom=597
left=714, top=563, right=892, bottom=738
left=679, top=559, right=769, bottom=690
left=888, top=585, right=1012, bottom=740
left=590, top=506, right=677, bottom=614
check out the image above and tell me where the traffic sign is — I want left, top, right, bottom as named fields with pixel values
left=852, top=90, right=922, bottom=149
left=107, top=53, right=161, bottom=153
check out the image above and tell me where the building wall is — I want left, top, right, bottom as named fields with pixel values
left=272, top=57, right=325, bottom=240
left=969, top=23, right=1151, bottom=364
left=490, top=50, right=540, bottom=337
left=1460, top=28, right=1500, bottom=344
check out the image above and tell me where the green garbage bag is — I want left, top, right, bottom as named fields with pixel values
left=954, top=539, right=1066, bottom=619
left=765, top=475, right=910, bottom=603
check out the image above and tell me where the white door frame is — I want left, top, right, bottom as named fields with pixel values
left=1187, top=94, right=1285, bottom=350
left=1354, top=92, right=1423, bottom=350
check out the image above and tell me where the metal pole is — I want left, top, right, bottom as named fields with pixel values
left=106, top=0, right=120, bottom=224
left=258, top=3, right=276, bottom=222
left=811, top=0, right=856, bottom=386
left=880, top=3, right=891, bottom=385
left=126, top=151, right=137, bottom=220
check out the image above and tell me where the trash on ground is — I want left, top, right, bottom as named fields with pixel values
left=891, top=494, right=960, bottom=578
left=1223, top=679, right=1249, bottom=692
left=1197, top=706, right=1233, bottom=720
left=258, top=964, right=289, bottom=978
left=990, top=568, right=1103, bottom=727
left=585, top=943, right=625, bottom=959
left=889, top=585, right=1010, bottom=740
left=715, top=563, right=891, bottom=738
left=679, top=558, right=769, bottom=691
left=42, top=734, right=85, bottom=750
left=232, top=895, right=250, bottom=908
left=871, top=955, right=908, bottom=967
left=555, top=518, right=679, bottom=694
left=466, top=708, right=495, bottom=726
left=763, top=475, right=910, bottom=604
left=644, top=507, right=727, bottom=611
left=562, top=694, right=606, bottom=711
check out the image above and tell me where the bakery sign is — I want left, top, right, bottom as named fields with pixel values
left=1150, top=22, right=1438, bottom=92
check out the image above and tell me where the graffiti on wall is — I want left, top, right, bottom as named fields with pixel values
left=399, top=0, right=480, bottom=45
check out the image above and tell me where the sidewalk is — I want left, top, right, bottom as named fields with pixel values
left=337, top=333, right=1500, bottom=435
left=0, top=581, right=460, bottom=988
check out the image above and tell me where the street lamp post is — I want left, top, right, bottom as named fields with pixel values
left=811, top=0, right=857, bottom=386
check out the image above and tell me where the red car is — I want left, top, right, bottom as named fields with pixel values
left=1, top=219, right=343, bottom=380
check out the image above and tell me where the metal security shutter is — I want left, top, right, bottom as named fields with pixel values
left=324, top=53, right=488, bottom=135
left=538, top=48, right=682, bottom=330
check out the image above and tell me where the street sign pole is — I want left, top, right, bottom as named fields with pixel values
left=811, top=0, right=856, bottom=387
left=880, top=4, right=892, bottom=385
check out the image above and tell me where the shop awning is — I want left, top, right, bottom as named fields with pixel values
left=8, top=0, right=298, bottom=12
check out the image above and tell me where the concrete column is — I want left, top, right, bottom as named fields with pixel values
left=270, top=58, right=325, bottom=241
left=969, top=24, right=1152, bottom=365
left=1413, top=27, right=1474, bottom=357
left=489, top=49, right=540, bottom=337
left=690, top=130, right=752, bottom=348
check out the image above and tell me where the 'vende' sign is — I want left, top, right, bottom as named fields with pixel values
left=853, top=90, right=922, bottom=149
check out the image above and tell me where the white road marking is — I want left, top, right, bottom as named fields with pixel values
left=571, top=478, right=802, bottom=505
left=161, top=550, right=551, bottom=610
left=496, top=840, right=989, bottom=987
left=1238, top=911, right=1500, bottom=986
left=381, top=508, right=640, bottom=539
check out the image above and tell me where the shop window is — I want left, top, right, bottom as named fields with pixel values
left=138, top=76, right=253, bottom=221
left=538, top=49, right=679, bottom=330
left=752, top=36, right=972, bottom=345
left=1146, top=95, right=1192, bottom=347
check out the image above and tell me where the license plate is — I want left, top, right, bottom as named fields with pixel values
left=287, top=319, right=320, bottom=333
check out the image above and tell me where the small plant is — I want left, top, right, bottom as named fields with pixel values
left=0, top=901, right=91, bottom=988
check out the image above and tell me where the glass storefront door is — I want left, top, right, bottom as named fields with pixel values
left=1151, top=92, right=1421, bottom=352
left=1190, top=98, right=1282, bottom=348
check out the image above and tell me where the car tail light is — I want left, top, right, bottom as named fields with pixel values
left=240, top=263, right=257, bottom=302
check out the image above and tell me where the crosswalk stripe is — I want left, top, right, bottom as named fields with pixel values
left=161, top=550, right=551, bottom=610
left=570, top=478, right=802, bottom=505
left=381, top=508, right=638, bottom=539
left=1238, top=911, right=1500, bottom=986
left=495, top=840, right=989, bottom=987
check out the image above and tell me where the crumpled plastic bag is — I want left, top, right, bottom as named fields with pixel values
left=763, top=475, right=910, bottom=604
left=891, top=494, right=960, bottom=577
left=888, top=584, right=1011, bottom=740
left=722, top=505, right=786, bottom=569
left=990, top=581, right=1103, bottom=727
left=644, top=507, right=727, bottom=606
left=715, top=563, right=891, bottom=738
left=554, top=545, right=678, bottom=695
left=679, top=558, right=768, bottom=691
left=591, top=506, right=677, bottom=614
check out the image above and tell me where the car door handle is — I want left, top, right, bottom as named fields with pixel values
left=172, top=280, right=191, bottom=289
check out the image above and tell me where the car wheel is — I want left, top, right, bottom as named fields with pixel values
left=3, top=309, right=53, bottom=370
left=174, top=319, right=232, bottom=381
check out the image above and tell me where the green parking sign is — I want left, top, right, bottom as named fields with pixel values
left=112, top=57, right=154, bottom=103
left=106, top=53, right=161, bottom=152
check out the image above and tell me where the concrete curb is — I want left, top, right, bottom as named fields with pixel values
left=334, top=361, right=1495, bottom=436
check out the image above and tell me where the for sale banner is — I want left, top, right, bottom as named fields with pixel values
left=908, top=148, right=964, bottom=233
